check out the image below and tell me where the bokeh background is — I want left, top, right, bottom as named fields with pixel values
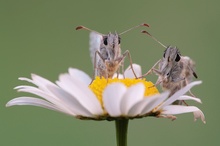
left=1, top=0, right=219, bottom=146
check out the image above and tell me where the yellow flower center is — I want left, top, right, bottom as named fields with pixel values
left=89, top=77, right=159, bottom=105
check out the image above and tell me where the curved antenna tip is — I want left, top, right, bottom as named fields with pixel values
left=141, top=30, right=151, bottom=35
left=75, top=26, right=84, bottom=30
left=142, top=23, right=150, bottom=27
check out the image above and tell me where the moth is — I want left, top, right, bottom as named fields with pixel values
left=140, top=30, right=198, bottom=100
left=76, top=24, right=149, bottom=79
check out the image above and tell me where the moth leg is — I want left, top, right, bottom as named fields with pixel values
left=147, top=77, right=163, bottom=88
left=116, top=68, right=120, bottom=78
left=119, top=59, right=125, bottom=78
left=150, top=80, right=162, bottom=88
left=139, top=59, right=161, bottom=78
left=120, top=50, right=138, bottom=78
left=185, top=78, right=196, bottom=97
left=188, top=90, right=196, bottom=97
left=151, top=68, right=162, bottom=76
left=153, top=74, right=168, bottom=87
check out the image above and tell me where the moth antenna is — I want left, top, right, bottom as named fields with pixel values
left=141, top=30, right=167, bottom=49
left=119, top=23, right=150, bottom=35
left=76, top=25, right=104, bottom=36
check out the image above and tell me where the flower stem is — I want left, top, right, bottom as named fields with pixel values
left=115, top=119, right=129, bottom=146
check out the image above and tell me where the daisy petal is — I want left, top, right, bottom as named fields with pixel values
left=15, top=85, right=67, bottom=107
left=6, top=97, right=72, bottom=115
left=140, top=91, right=170, bottom=115
left=127, top=91, right=169, bottom=116
left=178, top=95, right=202, bottom=103
left=56, top=74, right=103, bottom=115
left=68, top=68, right=92, bottom=85
left=121, top=83, right=145, bottom=115
left=31, top=74, right=57, bottom=90
left=159, top=81, right=202, bottom=108
left=162, top=105, right=206, bottom=123
left=46, top=85, right=94, bottom=117
left=128, top=97, right=154, bottom=117
left=124, top=64, right=142, bottom=78
left=18, top=77, right=35, bottom=84
left=14, top=85, right=63, bottom=106
left=103, top=83, right=127, bottom=117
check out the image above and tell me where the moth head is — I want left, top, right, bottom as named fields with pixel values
left=103, top=33, right=121, bottom=49
left=163, top=46, right=181, bottom=62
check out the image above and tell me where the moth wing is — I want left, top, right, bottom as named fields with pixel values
left=89, top=32, right=102, bottom=66
left=181, top=56, right=197, bottom=79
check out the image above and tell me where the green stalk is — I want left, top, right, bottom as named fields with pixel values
left=115, top=119, right=129, bottom=146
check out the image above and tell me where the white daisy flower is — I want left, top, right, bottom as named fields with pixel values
left=6, top=64, right=205, bottom=123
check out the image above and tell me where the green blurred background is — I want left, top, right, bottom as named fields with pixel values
left=0, top=0, right=219, bottom=146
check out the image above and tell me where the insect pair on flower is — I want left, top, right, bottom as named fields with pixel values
left=6, top=23, right=205, bottom=123
left=76, top=23, right=198, bottom=101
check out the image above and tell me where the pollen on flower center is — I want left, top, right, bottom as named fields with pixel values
left=89, top=77, right=159, bottom=105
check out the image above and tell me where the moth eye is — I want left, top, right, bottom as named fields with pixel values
left=175, top=54, right=181, bottom=62
left=167, top=72, right=170, bottom=76
left=118, top=37, right=121, bottom=44
left=163, top=52, right=165, bottom=58
left=103, top=37, right=108, bottom=45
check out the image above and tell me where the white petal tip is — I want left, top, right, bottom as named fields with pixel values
left=18, top=77, right=28, bottom=81
left=5, top=103, right=11, bottom=107
left=194, top=118, right=206, bottom=124
left=5, top=100, right=17, bottom=107
left=194, top=110, right=206, bottom=124
left=193, top=80, right=202, bottom=85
